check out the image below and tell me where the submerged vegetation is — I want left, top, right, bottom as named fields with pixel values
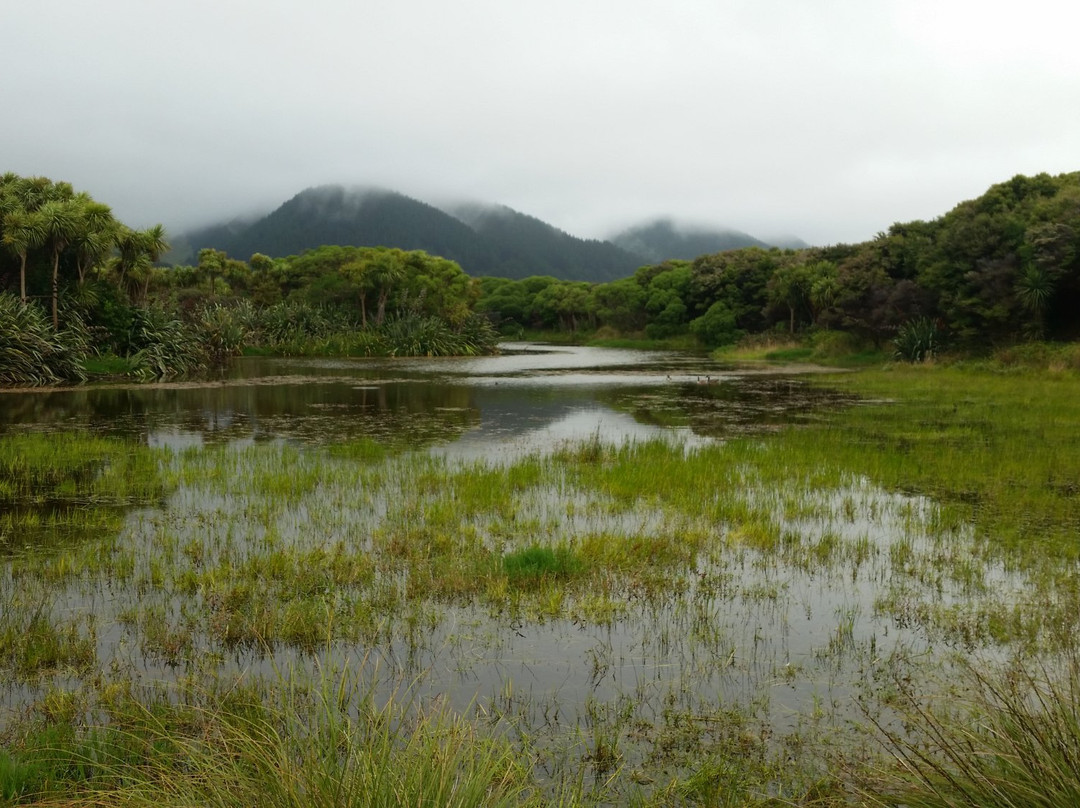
left=2, top=358, right=1080, bottom=804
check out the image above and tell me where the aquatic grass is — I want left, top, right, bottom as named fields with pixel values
left=798, top=365, right=1080, bottom=564
left=6, top=360, right=1080, bottom=804
left=1, top=663, right=536, bottom=807
left=503, top=544, right=582, bottom=587
left=862, top=653, right=1080, bottom=807
left=0, top=604, right=96, bottom=680
left=0, top=432, right=166, bottom=560
left=0, top=432, right=165, bottom=506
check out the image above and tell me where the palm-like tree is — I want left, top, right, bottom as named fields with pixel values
left=115, top=224, right=169, bottom=304
left=340, top=258, right=373, bottom=328
left=38, top=199, right=82, bottom=329
left=1, top=208, right=45, bottom=302
left=73, top=201, right=117, bottom=285
left=370, top=249, right=406, bottom=326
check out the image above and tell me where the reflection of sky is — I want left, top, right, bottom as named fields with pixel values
left=396, top=342, right=679, bottom=377
left=4, top=345, right=843, bottom=452
left=147, top=429, right=204, bottom=450
left=432, top=405, right=711, bottom=462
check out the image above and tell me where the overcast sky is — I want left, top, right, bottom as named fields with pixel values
left=4, top=0, right=1079, bottom=246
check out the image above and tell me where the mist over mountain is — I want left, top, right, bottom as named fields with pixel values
left=440, top=201, right=640, bottom=280
left=178, top=185, right=802, bottom=281
left=608, top=218, right=773, bottom=263
left=183, top=186, right=488, bottom=270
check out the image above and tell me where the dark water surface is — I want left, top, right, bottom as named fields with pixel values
left=1, top=343, right=850, bottom=453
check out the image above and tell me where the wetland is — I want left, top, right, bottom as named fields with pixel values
left=2, top=343, right=1079, bottom=805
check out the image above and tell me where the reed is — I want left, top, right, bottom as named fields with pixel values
left=862, top=653, right=1080, bottom=807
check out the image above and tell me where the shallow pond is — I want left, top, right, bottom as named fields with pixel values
left=0, top=344, right=1022, bottom=797
left=0, top=343, right=850, bottom=451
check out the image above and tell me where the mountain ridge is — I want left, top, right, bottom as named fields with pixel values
left=177, top=185, right=802, bottom=281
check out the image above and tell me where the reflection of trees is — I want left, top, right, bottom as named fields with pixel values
left=1, top=354, right=853, bottom=451
left=598, top=378, right=856, bottom=438
left=0, top=377, right=479, bottom=451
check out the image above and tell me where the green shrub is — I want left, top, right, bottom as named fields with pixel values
left=894, top=317, right=940, bottom=362
left=0, top=293, right=88, bottom=386
left=810, top=329, right=861, bottom=359
left=128, top=306, right=204, bottom=380
left=993, top=341, right=1080, bottom=371
left=380, top=311, right=498, bottom=357
left=193, top=303, right=247, bottom=366
left=689, top=300, right=742, bottom=347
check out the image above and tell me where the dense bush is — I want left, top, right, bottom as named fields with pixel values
left=193, top=302, right=247, bottom=366
left=894, top=318, right=940, bottom=362
left=128, top=306, right=204, bottom=381
left=0, top=293, right=88, bottom=386
left=689, top=300, right=741, bottom=347
left=380, top=311, right=499, bottom=357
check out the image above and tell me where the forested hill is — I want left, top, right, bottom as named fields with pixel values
left=609, top=219, right=812, bottom=260
left=182, top=186, right=641, bottom=282
left=609, top=218, right=770, bottom=262
left=443, top=202, right=639, bottom=281
left=180, top=186, right=803, bottom=282
left=475, top=171, right=1080, bottom=349
left=184, top=186, right=491, bottom=274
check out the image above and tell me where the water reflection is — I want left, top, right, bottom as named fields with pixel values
left=0, top=343, right=850, bottom=452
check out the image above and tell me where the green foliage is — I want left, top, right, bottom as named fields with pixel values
left=253, top=300, right=351, bottom=346
left=893, top=317, right=940, bottom=362
left=689, top=300, right=742, bottom=346
left=379, top=311, right=498, bottom=357
left=865, top=655, right=1080, bottom=807
left=0, top=293, right=87, bottom=385
left=193, top=302, right=247, bottom=365
left=128, top=306, right=204, bottom=380
left=642, top=262, right=692, bottom=339
left=475, top=171, right=1080, bottom=352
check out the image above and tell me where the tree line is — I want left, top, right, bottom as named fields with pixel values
left=477, top=172, right=1080, bottom=355
left=0, top=174, right=497, bottom=386
left=5, top=170, right=1077, bottom=385
left=0, top=173, right=167, bottom=327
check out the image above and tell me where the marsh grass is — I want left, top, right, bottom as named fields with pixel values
left=0, top=433, right=165, bottom=505
left=503, top=544, right=582, bottom=587
left=862, top=653, right=1080, bottom=807
left=0, top=662, right=535, bottom=807
left=5, top=360, right=1080, bottom=805
left=801, top=365, right=1080, bottom=565
left=0, top=604, right=96, bottom=680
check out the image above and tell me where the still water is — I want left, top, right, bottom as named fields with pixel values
left=0, top=343, right=848, bottom=452
left=3, top=344, right=965, bottom=788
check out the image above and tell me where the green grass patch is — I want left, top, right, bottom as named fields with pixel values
left=0, top=667, right=535, bottom=807
left=864, top=653, right=1080, bottom=807
left=802, top=364, right=1080, bottom=563
left=503, top=544, right=582, bottom=586
left=763, top=346, right=814, bottom=361
left=80, top=354, right=136, bottom=377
